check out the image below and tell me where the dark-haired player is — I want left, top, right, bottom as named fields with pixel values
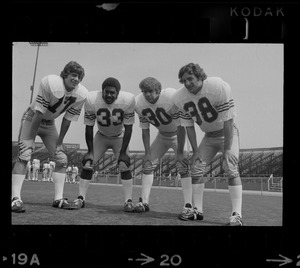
left=12, top=61, right=88, bottom=212
left=70, top=77, right=136, bottom=212
left=173, top=63, right=243, bottom=226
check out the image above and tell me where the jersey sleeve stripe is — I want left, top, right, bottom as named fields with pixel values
left=84, top=113, right=96, bottom=120
left=217, top=104, right=235, bottom=113
left=123, top=112, right=135, bottom=119
left=67, top=107, right=81, bottom=115
left=216, top=99, right=234, bottom=110
left=36, top=95, right=50, bottom=108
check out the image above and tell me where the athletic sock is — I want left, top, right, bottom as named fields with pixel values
left=141, top=174, right=153, bottom=204
left=79, top=178, right=91, bottom=200
left=53, top=172, right=66, bottom=200
left=180, top=176, right=193, bottom=206
left=228, top=185, right=242, bottom=216
left=192, top=183, right=204, bottom=213
left=12, top=174, right=25, bottom=200
left=121, top=178, right=133, bottom=202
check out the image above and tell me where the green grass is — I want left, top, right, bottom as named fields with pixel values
left=11, top=181, right=282, bottom=226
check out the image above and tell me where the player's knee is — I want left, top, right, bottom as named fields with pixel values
left=190, top=160, right=206, bottom=178
left=121, top=170, right=132, bottom=180
left=225, top=170, right=240, bottom=179
left=18, top=148, right=32, bottom=163
left=142, top=161, right=156, bottom=174
left=192, top=176, right=206, bottom=184
left=55, top=151, right=68, bottom=168
left=81, top=168, right=93, bottom=180
left=119, top=161, right=132, bottom=180
left=176, top=160, right=190, bottom=177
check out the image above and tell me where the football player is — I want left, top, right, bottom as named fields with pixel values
left=42, top=162, right=50, bottom=181
left=134, top=77, right=193, bottom=219
left=31, top=158, right=40, bottom=181
left=70, top=77, right=136, bottom=212
left=48, top=160, right=56, bottom=182
left=65, top=165, right=72, bottom=183
left=71, top=165, right=78, bottom=183
left=173, top=63, right=243, bottom=226
left=11, top=61, right=88, bottom=213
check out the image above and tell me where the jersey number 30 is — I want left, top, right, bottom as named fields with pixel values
left=183, top=97, right=218, bottom=125
left=141, top=107, right=172, bottom=127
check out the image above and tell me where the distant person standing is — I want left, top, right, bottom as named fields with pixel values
left=42, top=162, right=50, bottom=181
left=71, top=165, right=78, bottom=183
left=48, top=160, right=56, bottom=182
left=32, top=158, right=40, bottom=181
left=66, top=165, right=72, bottom=183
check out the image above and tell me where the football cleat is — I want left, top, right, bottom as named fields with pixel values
left=124, top=199, right=135, bottom=212
left=11, top=197, right=26, bottom=213
left=228, top=212, right=243, bottom=226
left=69, top=195, right=85, bottom=210
left=52, top=198, right=71, bottom=209
left=193, top=207, right=204, bottom=220
left=134, top=197, right=150, bottom=213
left=178, top=203, right=196, bottom=221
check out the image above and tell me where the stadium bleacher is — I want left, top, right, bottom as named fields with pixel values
left=12, top=142, right=283, bottom=192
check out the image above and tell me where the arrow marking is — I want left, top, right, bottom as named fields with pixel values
left=266, top=254, right=293, bottom=266
left=136, top=253, right=155, bottom=266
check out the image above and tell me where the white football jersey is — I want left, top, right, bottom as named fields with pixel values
left=72, top=166, right=78, bottom=174
left=32, top=159, right=40, bottom=168
left=135, top=88, right=180, bottom=133
left=173, top=77, right=237, bottom=133
left=30, top=75, right=88, bottom=121
left=84, top=90, right=135, bottom=137
left=43, top=163, right=50, bottom=170
left=49, top=161, right=56, bottom=170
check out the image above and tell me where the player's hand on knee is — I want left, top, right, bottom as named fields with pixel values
left=118, top=152, right=130, bottom=167
left=19, top=139, right=34, bottom=154
left=189, top=151, right=202, bottom=166
left=176, top=152, right=184, bottom=162
left=223, top=149, right=238, bottom=166
left=55, top=144, right=66, bottom=154
left=143, top=153, right=152, bottom=165
left=82, top=152, right=94, bottom=169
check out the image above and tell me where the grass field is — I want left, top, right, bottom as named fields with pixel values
left=11, top=180, right=282, bottom=226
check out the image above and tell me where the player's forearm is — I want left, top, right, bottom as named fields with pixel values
left=142, top=128, right=151, bottom=155
left=186, top=126, right=198, bottom=153
left=85, top=125, right=94, bottom=153
left=56, top=117, right=71, bottom=147
left=176, top=126, right=186, bottom=154
left=120, top=124, right=133, bottom=154
left=224, top=118, right=234, bottom=151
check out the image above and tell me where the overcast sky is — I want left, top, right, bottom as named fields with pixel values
left=12, top=42, right=283, bottom=151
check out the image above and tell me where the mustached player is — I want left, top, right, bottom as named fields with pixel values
left=173, top=63, right=243, bottom=225
left=134, top=77, right=194, bottom=219
left=11, top=61, right=88, bottom=212
left=70, top=77, right=136, bottom=212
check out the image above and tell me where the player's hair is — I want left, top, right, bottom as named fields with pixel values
left=102, top=77, right=121, bottom=92
left=60, top=61, right=85, bottom=81
left=178, top=63, right=207, bottom=83
left=139, top=77, right=162, bottom=94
